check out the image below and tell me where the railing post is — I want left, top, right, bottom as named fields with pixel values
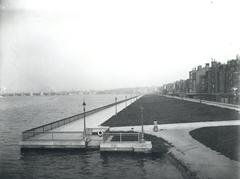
left=120, top=133, right=122, bottom=143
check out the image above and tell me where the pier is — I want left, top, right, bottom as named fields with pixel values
left=20, top=95, right=152, bottom=152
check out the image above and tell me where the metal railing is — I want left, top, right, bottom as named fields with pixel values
left=102, top=132, right=141, bottom=143
left=22, top=127, right=110, bottom=141
left=22, top=96, right=138, bottom=140
left=22, top=131, right=85, bottom=141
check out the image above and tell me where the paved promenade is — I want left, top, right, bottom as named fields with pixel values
left=29, top=97, right=139, bottom=141
left=164, top=95, right=240, bottom=111
left=53, top=98, right=139, bottom=132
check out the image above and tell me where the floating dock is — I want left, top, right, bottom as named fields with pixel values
left=100, top=141, right=152, bottom=153
left=100, top=132, right=152, bottom=153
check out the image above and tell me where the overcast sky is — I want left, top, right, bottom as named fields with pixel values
left=0, top=0, right=239, bottom=92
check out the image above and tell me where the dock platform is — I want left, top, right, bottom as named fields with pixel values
left=20, top=127, right=109, bottom=149
left=100, top=141, right=152, bottom=153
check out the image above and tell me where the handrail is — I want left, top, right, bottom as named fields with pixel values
left=22, top=131, right=85, bottom=141
left=22, top=96, right=139, bottom=140
left=102, top=132, right=140, bottom=143
left=24, top=131, right=85, bottom=134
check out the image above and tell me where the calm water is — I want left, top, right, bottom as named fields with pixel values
left=0, top=94, right=183, bottom=179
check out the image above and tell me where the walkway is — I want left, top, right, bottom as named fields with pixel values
left=52, top=101, right=129, bottom=131
left=110, top=120, right=240, bottom=179
left=164, top=95, right=240, bottom=111
left=22, top=97, right=140, bottom=142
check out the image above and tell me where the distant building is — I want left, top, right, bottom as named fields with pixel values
left=196, top=64, right=209, bottom=93
left=189, top=68, right=196, bottom=93
left=218, top=64, right=227, bottom=93
left=159, top=56, right=240, bottom=104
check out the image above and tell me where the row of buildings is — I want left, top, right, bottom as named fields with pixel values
left=159, top=56, right=240, bottom=104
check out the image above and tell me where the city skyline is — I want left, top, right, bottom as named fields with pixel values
left=1, top=0, right=240, bottom=92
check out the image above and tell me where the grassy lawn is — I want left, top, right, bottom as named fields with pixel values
left=102, top=94, right=239, bottom=127
left=190, top=126, right=240, bottom=161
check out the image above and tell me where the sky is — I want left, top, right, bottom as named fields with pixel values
left=0, top=0, right=240, bottom=92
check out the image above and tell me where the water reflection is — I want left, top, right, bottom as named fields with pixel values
left=19, top=150, right=167, bottom=179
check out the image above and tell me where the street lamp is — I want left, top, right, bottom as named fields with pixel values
left=140, top=106, right=144, bottom=143
left=115, top=97, right=117, bottom=116
left=82, top=100, right=86, bottom=140
left=125, top=96, right=127, bottom=107
left=232, top=87, right=238, bottom=104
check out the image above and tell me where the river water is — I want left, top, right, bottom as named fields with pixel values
left=0, top=94, right=183, bottom=179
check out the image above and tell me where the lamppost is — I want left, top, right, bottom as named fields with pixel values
left=115, top=97, right=117, bottom=116
left=82, top=100, right=86, bottom=140
left=125, top=96, right=127, bottom=107
left=140, top=106, right=144, bottom=143
left=232, top=87, right=238, bottom=104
